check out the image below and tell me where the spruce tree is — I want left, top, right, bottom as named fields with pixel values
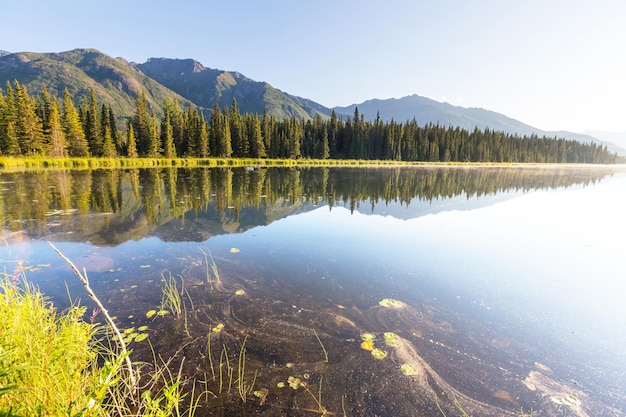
left=62, top=88, right=89, bottom=157
left=47, top=97, right=67, bottom=158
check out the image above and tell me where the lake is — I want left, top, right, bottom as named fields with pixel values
left=1, top=165, right=625, bottom=416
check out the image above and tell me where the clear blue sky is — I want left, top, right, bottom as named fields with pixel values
left=3, top=0, right=625, bottom=133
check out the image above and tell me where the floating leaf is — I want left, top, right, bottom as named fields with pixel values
left=277, top=382, right=286, bottom=388
left=212, top=323, right=225, bottom=333
left=140, top=265, right=151, bottom=268
left=146, top=310, right=157, bottom=318
left=135, top=333, right=149, bottom=342
left=138, top=325, right=149, bottom=331
left=383, top=332, right=399, bottom=347
left=371, top=348, right=387, bottom=360
left=123, top=327, right=135, bottom=334
left=360, top=341, right=374, bottom=351
left=229, top=248, right=240, bottom=253
left=235, top=289, right=245, bottom=296
left=360, top=333, right=376, bottom=342
left=157, top=310, right=170, bottom=316
left=379, top=298, right=405, bottom=309
left=400, top=363, right=417, bottom=376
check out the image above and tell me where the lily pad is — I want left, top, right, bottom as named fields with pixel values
left=400, top=363, right=417, bottom=376
left=146, top=310, right=157, bottom=318
left=156, top=310, right=170, bottom=316
left=383, top=332, right=399, bottom=347
left=360, top=332, right=376, bottom=342
left=371, top=348, right=387, bottom=360
left=379, top=298, right=406, bottom=309
left=135, top=333, right=149, bottom=342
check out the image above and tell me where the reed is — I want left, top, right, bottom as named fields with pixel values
left=161, top=272, right=183, bottom=317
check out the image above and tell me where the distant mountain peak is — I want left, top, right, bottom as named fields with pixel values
left=143, top=57, right=206, bottom=75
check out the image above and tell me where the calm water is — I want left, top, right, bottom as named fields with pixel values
left=1, top=165, right=625, bottom=416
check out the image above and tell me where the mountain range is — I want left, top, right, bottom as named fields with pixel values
left=1, top=48, right=623, bottom=154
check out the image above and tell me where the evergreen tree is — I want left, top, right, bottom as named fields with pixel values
left=248, top=114, right=266, bottom=158
left=126, top=122, right=138, bottom=158
left=62, top=88, right=89, bottom=157
left=14, top=81, right=45, bottom=155
left=0, top=83, right=20, bottom=155
left=47, top=97, right=67, bottom=157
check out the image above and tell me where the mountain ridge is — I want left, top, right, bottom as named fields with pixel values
left=0, top=48, right=623, bottom=154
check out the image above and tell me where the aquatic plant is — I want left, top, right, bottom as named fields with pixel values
left=371, top=348, right=387, bottom=360
left=199, top=247, right=222, bottom=290
left=161, top=272, right=183, bottom=317
left=400, top=363, right=417, bottom=376
left=360, top=340, right=375, bottom=351
left=280, top=375, right=328, bottom=416
left=360, top=332, right=376, bottom=342
left=313, top=329, right=329, bottom=363
left=383, top=332, right=399, bottom=347
left=379, top=298, right=406, bottom=308
left=236, top=335, right=258, bottom=403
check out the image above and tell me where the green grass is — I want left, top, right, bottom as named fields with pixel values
left=0, top=263, right=201, bottom=416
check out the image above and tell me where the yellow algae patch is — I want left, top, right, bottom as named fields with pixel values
left=379, top=298, right=406, bottom=309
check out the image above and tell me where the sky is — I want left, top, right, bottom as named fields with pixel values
left=2, top=0, right=626, bottom=134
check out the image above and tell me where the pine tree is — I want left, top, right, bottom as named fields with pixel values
left=101, top=126, right=117, bottom=158
left=248, top=114, right=266, bottom=158
left=126, top=122, right=138, bottom=158
left=14, top=81, right=45, bottom=155
left=160, top=108, right=176, bottom=158
left=47, top=97, right=67, bottom=157
left=62, top=88, right=89, bottom=157
left=0, top=83, right=20, bottom=155
left=84, top=88, right=102, bottom=156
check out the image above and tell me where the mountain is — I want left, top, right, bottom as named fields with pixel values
left=0, top=49, right=330, bottom=122
left=0, top=48, right=192, bottom=118
left=0, top=48, right=623, bottom=154
left=136, top=58, right=331, bottom=119
left=334, top=95, right=626, bottom=155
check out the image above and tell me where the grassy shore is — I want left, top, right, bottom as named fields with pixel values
left=2, top=156, right=623, bottom=171
left=0, top=268, right=195, bottom=416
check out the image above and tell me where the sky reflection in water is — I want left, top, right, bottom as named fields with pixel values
left=2, top=166, right=625, bottom=415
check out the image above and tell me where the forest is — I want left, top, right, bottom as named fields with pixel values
left=0, top=80, right=619, bottom=164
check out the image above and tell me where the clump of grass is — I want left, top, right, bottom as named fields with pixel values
left=161, top=272, right=183, bottom=317
left=0, top=244, right=205, bottom=416
left=199, top=248, right=221, bottom=290
left=0, top=269, right=114, bottom=415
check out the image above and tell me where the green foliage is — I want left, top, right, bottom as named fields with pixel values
left=0, top=80, right=619, bottom=163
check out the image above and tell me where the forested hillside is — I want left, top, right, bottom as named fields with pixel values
left=0, top=81, right=618, bottom=163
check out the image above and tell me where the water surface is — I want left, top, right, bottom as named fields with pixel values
left=1, top=165, right=625, bottom=416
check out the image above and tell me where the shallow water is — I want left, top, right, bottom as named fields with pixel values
left=2, top=165, right=625, bottom=416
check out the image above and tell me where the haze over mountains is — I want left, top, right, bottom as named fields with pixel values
left=1, top=48, right=623, bottom=154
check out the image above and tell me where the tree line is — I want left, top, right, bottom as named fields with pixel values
left=0, top=80, right=619, bottom=163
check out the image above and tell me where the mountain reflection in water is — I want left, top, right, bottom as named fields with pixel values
left=1, top=165, right=625, bottom=416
